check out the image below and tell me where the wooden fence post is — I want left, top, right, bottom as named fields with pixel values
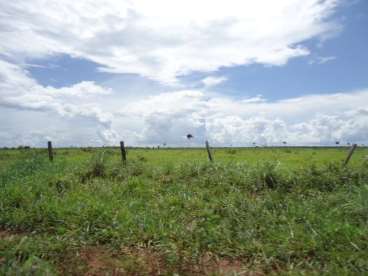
left=48, top=141, right=53, bottom=162
left=120, top=141, right=127, bottom=163
left=343, top=144, right=357, bottom=167
left=205, top=140, right=213, bottom=162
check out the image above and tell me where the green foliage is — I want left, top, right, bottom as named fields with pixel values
left=0, top=151, right=47, bottom=187
left=0, top=147, right=368, bottom=274
left=225, top=148, right=237, bottom=155
left=79, top=151, right=109, bottom=183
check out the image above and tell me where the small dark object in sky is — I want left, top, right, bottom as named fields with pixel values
left=186, top=134, right=194, bottom=139
left=335, top=141, right=340, bottom=145
left=282, top=141, right=287, bottom=145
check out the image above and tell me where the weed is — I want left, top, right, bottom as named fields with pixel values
left=80, top=152, right=107, bottom=183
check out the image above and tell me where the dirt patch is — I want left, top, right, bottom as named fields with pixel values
left=202, top=257, right=246, bottom=275
left=0, top=229, right=24, bottom=240
left=78, top=246, right=165, bottom=276
left=66, top=246, right=259, bottom=276
left=79, top=247, right=124, bottom=275
left=0, top=230, right=11, bottom=239
left=185, top=252, right=263, bottom=276
left=119, top=247, right=165, bottom=275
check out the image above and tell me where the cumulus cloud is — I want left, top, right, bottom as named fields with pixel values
left=116, top=89, right=368, bottom=146
left=1, top=61, right=368, bottom=146
left=202, top=76, right=228, bottom=88
left=0, top=0, right=340, bottom=82
left=1, top=0, right=366, bottom=148
left=1, top=59, right=367, bottom=147
left=0, top=60, right=117, bottom=145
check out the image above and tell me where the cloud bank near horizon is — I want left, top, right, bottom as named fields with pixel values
left=1, top=59, right=368, bottom=147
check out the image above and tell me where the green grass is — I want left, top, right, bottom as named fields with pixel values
left=1, top=147, right=368, bottom=275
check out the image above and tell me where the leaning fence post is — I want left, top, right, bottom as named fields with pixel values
left=48, top=141, right=53, bottom=162
left=205, top=140, right=214, bottom=162
left=343, top=144, right=357, bottom=167
left=120, top=141, right=127, bottom=163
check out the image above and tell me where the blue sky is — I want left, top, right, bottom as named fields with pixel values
left=27, top=0, right=368, bottom=100
left=1, top=0, right=368, bottom=147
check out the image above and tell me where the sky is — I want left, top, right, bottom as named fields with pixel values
left=0, top=0, right=367, bottom=147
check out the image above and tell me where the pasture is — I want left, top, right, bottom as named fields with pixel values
left=1, top=147, right=368, bottom=275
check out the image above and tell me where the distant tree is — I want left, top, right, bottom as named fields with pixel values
left=17, top=145, right=31, bottom=150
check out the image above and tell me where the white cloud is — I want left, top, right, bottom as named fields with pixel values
left=309, top=55, right=336, bottom=64
left=1, top=60, right=367, bottom=147
left=115, top=89, right=368, bottom=146
left=0, top=60, right=117, bottom=145
left=1, top=0, right=365, bottom=148
left=0, top=0, right=340, bottom=83
left=1, top=59, right=368, bottom=147
left=202, top=76, right=228, bottom=88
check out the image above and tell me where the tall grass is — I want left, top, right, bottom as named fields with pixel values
left=0, top=148, right=368, bottom=274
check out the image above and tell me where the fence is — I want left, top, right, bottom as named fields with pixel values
left=45, top=141, right=359, bottom=167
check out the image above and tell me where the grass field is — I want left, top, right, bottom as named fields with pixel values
left=1, top=147, right=368, bottom=275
